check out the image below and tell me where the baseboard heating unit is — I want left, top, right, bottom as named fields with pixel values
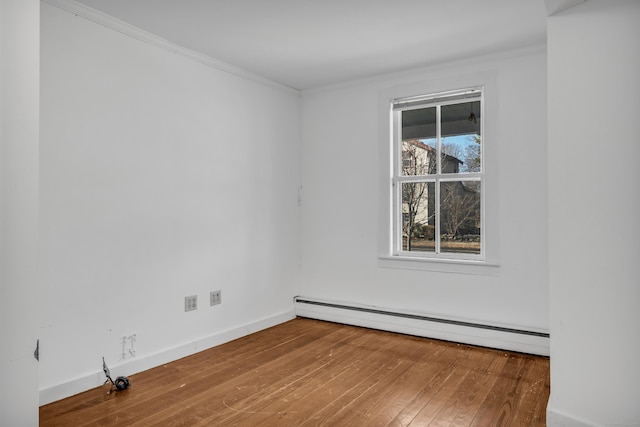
left=294, top=297, right=549, bottom=356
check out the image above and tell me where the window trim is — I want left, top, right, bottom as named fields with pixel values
left=377, top=72, right=500, bottom=273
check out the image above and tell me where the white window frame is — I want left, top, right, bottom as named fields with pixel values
left=392, top=88, right=484, bottom=261
left=377, top=72, right=500, bottom=274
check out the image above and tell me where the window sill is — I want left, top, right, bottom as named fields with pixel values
left=378, top=255, right=500, bottom=276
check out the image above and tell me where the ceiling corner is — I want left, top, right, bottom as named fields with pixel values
left=544, top=0, right=587, bottom=16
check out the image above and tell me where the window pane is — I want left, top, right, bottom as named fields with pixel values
left=401, top=139, right=436, bottom=176
left=441, top=101, right=481, bottom=174
left=401, top=107, right=436, bottom=176
left=401, top=182, right=435, bottom=252
left=440, top=181, right=481, bottom=254
left=402, top=107, right=436, bottom=140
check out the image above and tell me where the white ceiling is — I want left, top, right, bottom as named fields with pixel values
left=71, top=0, right=548, bottom=90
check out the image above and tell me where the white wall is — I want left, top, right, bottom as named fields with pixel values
left=299, top=51, right=549, bottom=336
left=0, top=0, right=40, bottom=424
left=39, top=3, right=301, bottom=403
left=547, top=1, right=640, bottom=425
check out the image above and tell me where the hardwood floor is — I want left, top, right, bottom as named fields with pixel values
left=40, top=318, right=550, bottom=426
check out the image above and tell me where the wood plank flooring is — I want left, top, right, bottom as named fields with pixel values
left=40, top=318, right=550, bottom=426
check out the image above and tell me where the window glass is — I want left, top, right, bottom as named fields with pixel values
left=401, top=182, right=435, bottom=252
left=441, top=101, right=481, bottom=174
left=440, top=181, right=481, bottom=254
left=401, top=107, right=436, bottom=176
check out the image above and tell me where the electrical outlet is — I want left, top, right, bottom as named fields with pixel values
left=210, top=290, right=221, bottom=306
left=121, top=334, right=136, bottom=359
left=185, top=295, right=197, bottom=312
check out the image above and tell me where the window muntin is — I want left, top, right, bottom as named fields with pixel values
left=393, top=88, right=483, bottom=259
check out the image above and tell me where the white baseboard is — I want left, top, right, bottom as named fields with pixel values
left=546, top=406, right=599, bottom=427
left=295, top=297, right=549, bottom=356
left=39, top=309, right=295, bottom=405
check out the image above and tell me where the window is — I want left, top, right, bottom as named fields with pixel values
left=391, top=87, right=483, bottom=260
left=402, top=151, right=414, bottom=169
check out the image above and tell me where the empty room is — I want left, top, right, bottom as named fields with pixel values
left=1, top=0, right=639, bottom=426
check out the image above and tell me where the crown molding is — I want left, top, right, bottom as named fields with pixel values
left=41, top=0, right=301, bottom=96
left=302, top=43, right=546, bottom=95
